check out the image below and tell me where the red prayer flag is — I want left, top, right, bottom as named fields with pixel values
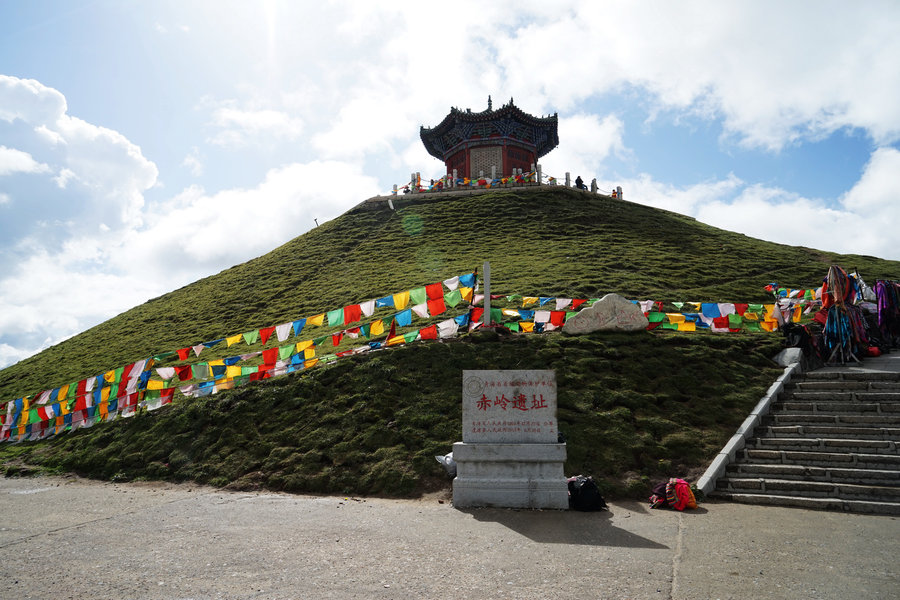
left=713, top=316, right=730, bottom=328
left=177, top=347, right=191, bottom=360
left=425, top=282, right=443, bottom=300
left=419, top=324, right=438, bottom=340
left=427, top=297, right=446, bottom=316
left=471, top=307, right=484, bottom=322
left=734, top=303, right=749, bottom=316
left=549, top=311, right=566, bottom=327
left=572, top=299, right=587, bottom=310
left=262, top=347, right=278, bottom=365
left=175, top=365, right=193, bottom=381
left=344, top=304, right=362, bottom=325
left=259, top=326, right=276, bottom=345
left=332, top=332, right=343, bottom=346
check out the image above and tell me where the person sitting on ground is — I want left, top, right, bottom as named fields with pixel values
left=575, top=175, right=584, bottom=190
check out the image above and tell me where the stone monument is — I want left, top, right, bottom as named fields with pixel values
left=452, top=370, right=569, bottom=509
left=562, top=292, right=649, bottom=334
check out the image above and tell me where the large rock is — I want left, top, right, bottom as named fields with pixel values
left=562, top=293, right=648, bottom=334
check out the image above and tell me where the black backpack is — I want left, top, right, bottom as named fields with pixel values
left=567, top=475, right=608, bottom=511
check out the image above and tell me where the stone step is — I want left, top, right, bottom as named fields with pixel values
left=725, top=463, right=900, bottom=486
left=789, top=380, right=900, bottom=392
left=717, top=477, right=900, bottom=502
left=802, top=371, right=900, bottom=382
left=739, top=449, right=900, bottom=468
left=786, top=391, right=900, bottom=402
left=763, top=414, right=900, bottom=427
left=711, top=491, right=900, bottom=515
left=778, top=401, right=900, bottom=414
left=749, top=437, right=897, bottom=454
left=757, top=425, right=900, bottom=441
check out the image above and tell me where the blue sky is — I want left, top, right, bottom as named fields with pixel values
left=1, top=0, right=899, bottom=368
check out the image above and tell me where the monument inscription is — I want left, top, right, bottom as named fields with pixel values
left=462, top=370, right=557, bottom=443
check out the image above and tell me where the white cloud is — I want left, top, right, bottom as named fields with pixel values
left=208, top=104, right=304, bottom=147
left=182, top=147, right=204, bottom=176
left=623, top=147, right=900, bottom=261
left=491, top=2, right=900, bottom=151
left=0, top=146, right=50, bottom=176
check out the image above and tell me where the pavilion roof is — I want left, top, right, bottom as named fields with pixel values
left=420, top=98, right=559, bottom=160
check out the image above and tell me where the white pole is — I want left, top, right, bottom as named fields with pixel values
left=617, top=185, right=623, bottom=200
left=452, top=169, right=458, bottom=188
left=537, top=163, right=542, bottom=184
left=591, top=178, right=597, bottom=193
left=565, top=172, right=571, bottom=187
left=483, top=261, right=491, bottom=327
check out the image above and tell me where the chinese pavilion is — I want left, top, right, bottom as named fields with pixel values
left=420, top=97, right=558, bottom=179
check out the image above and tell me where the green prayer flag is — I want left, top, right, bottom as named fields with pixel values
left=648, top=312, right=666, bottom=323
left=490, top=307, right=503, bottom=322
left=278, top=344, right=295, bottom=360
left=28, top=408, right=41, bottom=424
left=745, top=322, right=762, bottom=332
left=409, top=286, right=427, bottom=305
left=327, top=307, right=344, bottom=327
left=507, top=322, right=520, bottom=332
left=242, top=330, right=259, bottom=345
left=661, top=322, right=678, bottom=330
left=444, top=289, right=463, bottom=308
left=673, top=302, right=684, bottom=310
left=359, top=323, right=371, bottom=338
left=241, top=366, right=257, bottom=376
left=565, top=311, right=576, bottom=321
left=748, top=303, right=764, bottom=313
left=728, top=313, right=743, bottom=326
left=192, top=364, right=208, bottom=379
left=404, top=330, right=419, bottom=343
left=153, top=351, right=176, bottom=361
left=313, top=335, right=328, bottom=346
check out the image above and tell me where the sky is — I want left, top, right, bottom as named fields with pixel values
left=1, top=0, right=899, bottom=369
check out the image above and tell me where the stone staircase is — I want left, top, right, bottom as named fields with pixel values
left=713, top=368, right=900, bottom=514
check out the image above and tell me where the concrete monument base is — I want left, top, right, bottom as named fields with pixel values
left=451, top=442, right=569, bottom=509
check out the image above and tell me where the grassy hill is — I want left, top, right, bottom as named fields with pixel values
left=2, top=186, right=898, bottom=497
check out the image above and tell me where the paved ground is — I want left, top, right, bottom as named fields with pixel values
left=1, top=475, right=898, bottom=599
left=817, top=348, right=900, bottom=374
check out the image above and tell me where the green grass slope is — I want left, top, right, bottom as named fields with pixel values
left=2, top=187, right=898, bottom=497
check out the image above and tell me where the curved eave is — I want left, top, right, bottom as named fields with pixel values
left=420, top=103, right=558, bottom=160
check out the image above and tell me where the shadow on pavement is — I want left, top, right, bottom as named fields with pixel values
left=456, top=505, right=670, bottom=549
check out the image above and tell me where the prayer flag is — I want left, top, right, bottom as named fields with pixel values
left=242, top=330, right=259, bottom=345
left=344, top=304, right=362, bottom=325
left=260, top=326, right=277, bottom=345
left=419, top=324, right=438, bottom=340
left=308, top=313, right=325, bottom=326
left=444, top=289, right=462, bottom=308
left=410, top=286, right=427, bottom=305
left=360, top=299, right=375, bottom=317
left=427, top=297, right=446, bottom=316
left=392, top=291, right=410, bottom=310
left=425, top=282, right=443, bottom=300
left=327, top=307, right=344, bottom=327
left=292, top=319, right=306, bottom=336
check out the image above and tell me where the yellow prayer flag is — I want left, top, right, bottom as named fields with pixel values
left=522, top=297, right=539, bottom=307
left=145, top=380, right=164, bottom=390
left=104, top=370, right=116, bottom=383
left=520, top=322, right=534, bottom=332
left=393, top=290, right=410, bottom=310
left=100, top=387, right=111, bottom=402
left=370, top=319, right=385, bottom=336
left=760, top=321, right=778, bottom=332
left=226, top=334, right=242, bottom=347
left=99, top=402, right=108, bottom=419
left=226, top=365, right=242, bottom=378
left=304, top=348, right=315, bottom=359
left=307, top=313, right=325, bottom=326
left=502, top=308, right=520, bottom=317
left=687, top=302, right=701, bottom=311
left=764, top=304, right=776, bottom=318
left=677, top=321, right=696, bottom=331
left=304, top=358, right=319, bottom=369
left=296, top=339, right=313, bottom=352
left=208, top=359, right=224, bottom=366
left=460, top=287, right=473, bottom=303
left=793, top=306, right=802, bottom=321
left=58, top=384, right=69, bottom=399
left=665, top=313, right=686, bottom=324
left=743, top=312, right=759, bottom=321
left=387, top=335, right=405, bottom=346
left=216, top=379, right=235, bottom=391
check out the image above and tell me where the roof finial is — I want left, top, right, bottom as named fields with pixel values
left=487, top=95, right=492, bottom=111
